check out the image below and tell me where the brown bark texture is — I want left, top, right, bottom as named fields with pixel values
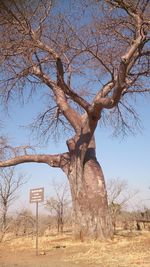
left=68, top=151, right=113, bottom=240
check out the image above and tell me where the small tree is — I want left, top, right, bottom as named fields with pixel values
left=0, top=167, right=25, bottom=241
left=46, top=181, right=71, bottom=233
left=13, top=209, right=35, bottom=237
left=107, top=178, right=138, bottom=232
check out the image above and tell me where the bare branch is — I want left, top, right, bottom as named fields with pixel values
left=31, top=66, right=82, bottom=133
left=0, top=152, right=70, bottom=172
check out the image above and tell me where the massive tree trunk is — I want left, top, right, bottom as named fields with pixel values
left=67, top=145, right=113, bottom=240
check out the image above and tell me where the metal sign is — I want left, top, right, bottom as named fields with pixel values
left=30, top=187, right=44, bottom=203
left=30, top=187, right=44, bottom=256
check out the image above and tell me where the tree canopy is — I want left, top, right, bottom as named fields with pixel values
left=0, top=0, right=149, bottom=142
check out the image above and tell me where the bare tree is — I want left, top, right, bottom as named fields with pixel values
left=45, top=181, right=71, bottom=233
left=0, top=167, right=25, bottom=241
left=107, top=178, right=138, bottom=232
left=0, top=0, right=150, bottom=240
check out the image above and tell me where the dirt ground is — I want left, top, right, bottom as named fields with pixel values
left=0, top=231, right=150, bottom=267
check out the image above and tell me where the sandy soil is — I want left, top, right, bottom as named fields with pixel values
left=0, top=231, right=150, bottom=267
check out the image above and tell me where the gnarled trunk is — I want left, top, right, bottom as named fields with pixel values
left=68, top=147, right=113, bottom=240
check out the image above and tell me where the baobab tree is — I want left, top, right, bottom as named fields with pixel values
left=0, top=0, right=150, bottom=240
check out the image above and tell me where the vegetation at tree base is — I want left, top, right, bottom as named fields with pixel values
left=0, top=174, right=149, bottom=243
left=0, top=0, right=150, bottom=240
left=1, top=202, right=150, bottom=242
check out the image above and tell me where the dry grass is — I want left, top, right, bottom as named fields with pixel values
left=0, top=231, right=150, bottom=267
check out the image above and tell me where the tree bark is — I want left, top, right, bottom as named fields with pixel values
left=68, top=147, right=113, bottom=240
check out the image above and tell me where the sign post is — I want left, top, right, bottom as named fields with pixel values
left=36, top=202, right=38, bottom=256
left=30, top=187, right=44, bottom=256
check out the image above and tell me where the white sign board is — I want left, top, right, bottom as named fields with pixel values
left=30, top=187, right=44, bottom=203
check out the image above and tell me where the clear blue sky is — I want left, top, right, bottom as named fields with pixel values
left=1, top=91, right=150, bottom=214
